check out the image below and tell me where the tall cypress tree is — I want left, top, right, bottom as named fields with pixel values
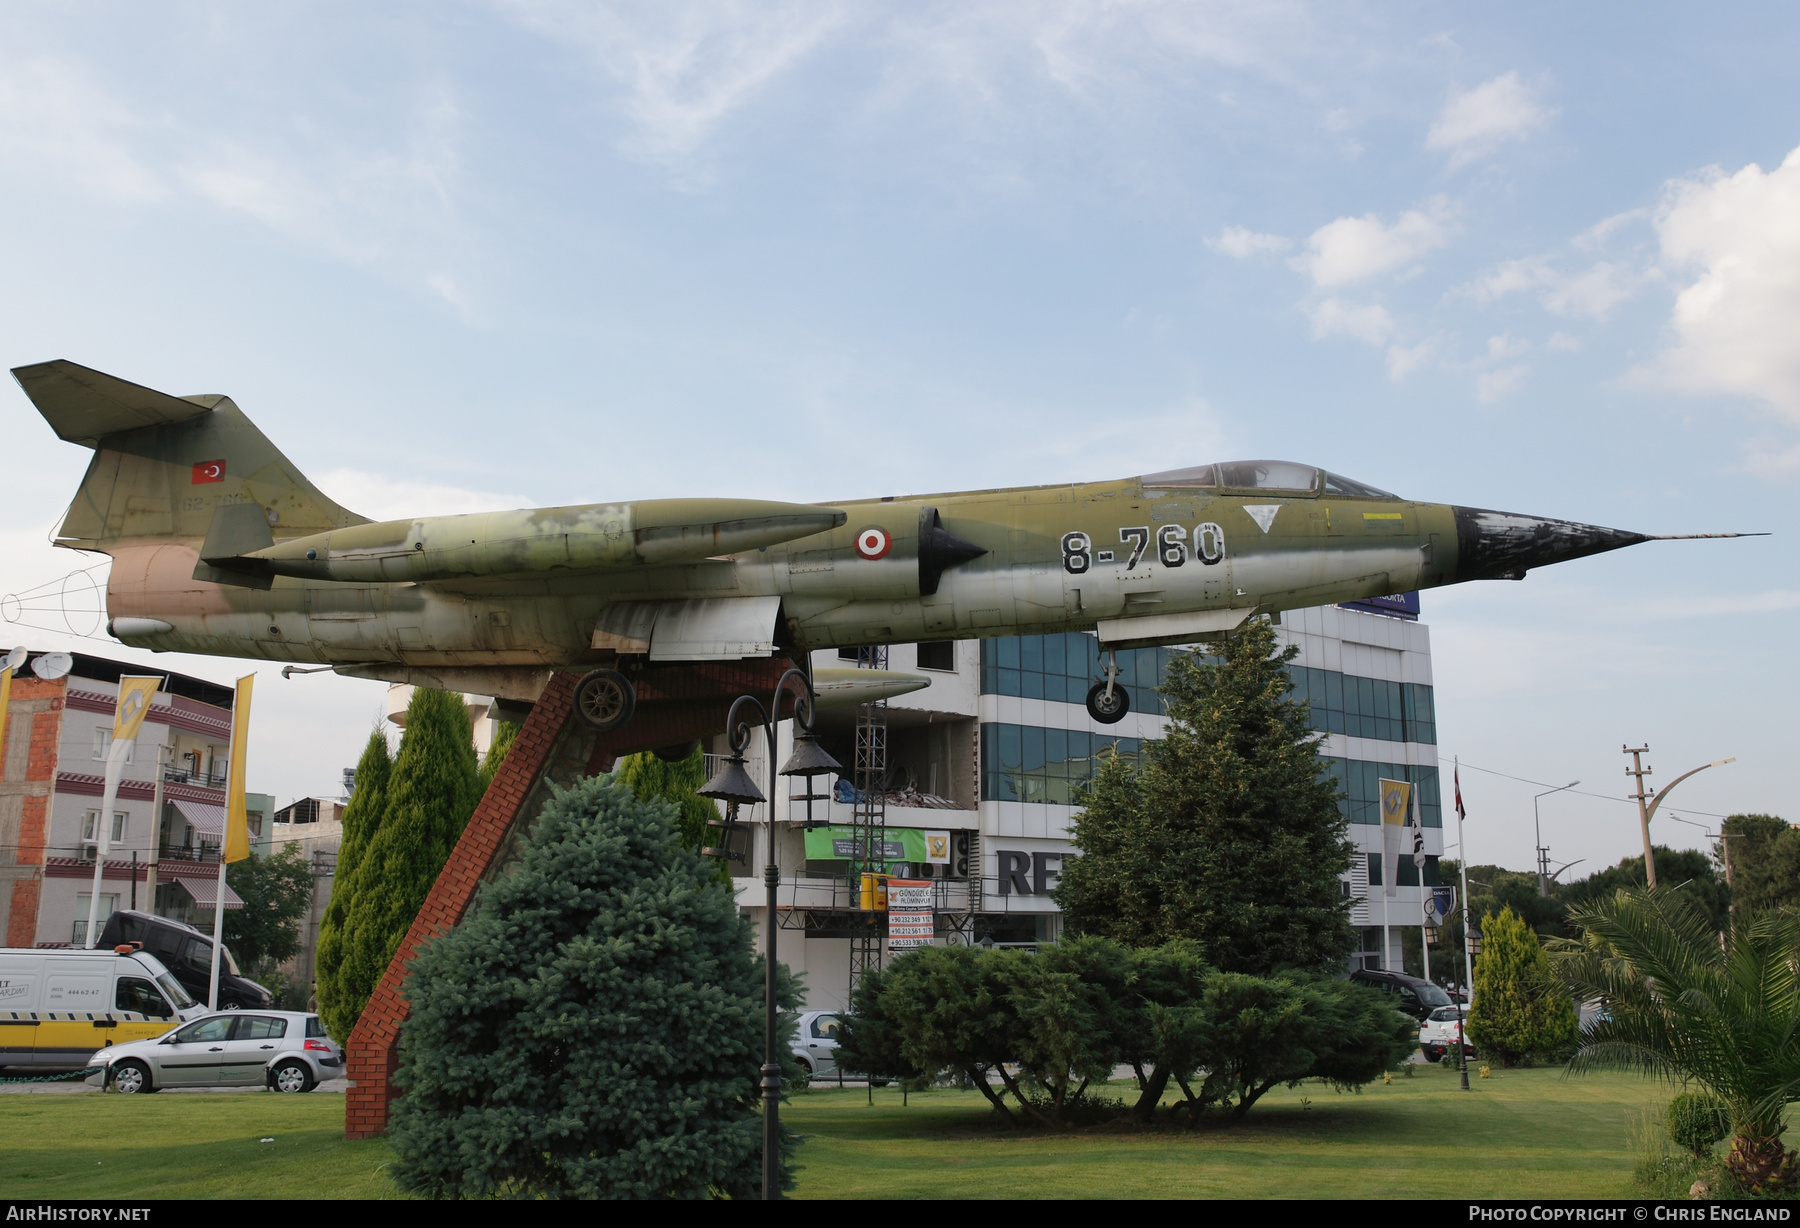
left=336, top=690, right=480, bottom=1039
left=477, top=721, right=519, bottom=795
left=1467, top=905, right=1577, bottom=1066
left=613, top=746, right=716, bottom=852
left=1054, top=618, right=1356, bottom=974
left=315, top=728, right=392, bottom=1039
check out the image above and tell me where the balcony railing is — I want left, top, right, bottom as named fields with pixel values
left=163, top=768, right=229, bottom=788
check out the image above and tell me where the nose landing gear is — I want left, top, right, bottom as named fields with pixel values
left=1085, top=651, right=1129, bottom=725
left=573, top=668, right=637, bottom=731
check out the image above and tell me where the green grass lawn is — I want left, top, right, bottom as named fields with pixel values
left=0, top=1094, right=403, bottom=1200
left=0, top=1064, right=1668, bottom=1200
left=787, top=1065, right=1666, bottom=1199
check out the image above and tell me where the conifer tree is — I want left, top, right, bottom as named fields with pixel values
left=1053, top=618, right=1356, bottom=973
left=314, top=728, right=391, bottom=1039
left=1467, top=905, right=1577, bottom=1066
left=614, top=746, right=716, bottom=852
left=476, top=720, right=519, bottom=795
left=335, top=690, right=479, bottom=1040
left=388, top=775, right=795, bottom=1199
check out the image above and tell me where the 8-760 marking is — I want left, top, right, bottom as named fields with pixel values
left=1060, top=524, right=1225, bottom=575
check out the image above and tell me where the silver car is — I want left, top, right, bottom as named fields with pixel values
left=102, top=1010, right=344, bottom=1094
left=792, top=1010, right=843, bottom=1078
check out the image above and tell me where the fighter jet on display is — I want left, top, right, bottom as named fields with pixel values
left=12, top=360, right=1756, bottom=741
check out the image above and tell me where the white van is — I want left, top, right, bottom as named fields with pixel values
left=0, top=946, right=206, bottom=1070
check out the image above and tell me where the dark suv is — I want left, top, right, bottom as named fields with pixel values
left=1349, top=969, right=1455, bottom=1023
left=97, top=910, right=273, bottom=1011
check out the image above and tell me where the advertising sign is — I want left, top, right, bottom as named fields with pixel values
left=802, top=826, right=944, bottom=864
left=1425, top=886, right=1456, bottom=927
left=887, top=879, right=935, bottom=951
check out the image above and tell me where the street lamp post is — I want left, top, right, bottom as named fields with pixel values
left=1460, top=925, right=1483, bottom=1092
left=1534, top=781, right=1580, bottom=898
left=1668, top=813, right=1744, bottom=918
left=697, top=668, right=841, bottom=1202
left=1625, top=750, right=1736, bottom=889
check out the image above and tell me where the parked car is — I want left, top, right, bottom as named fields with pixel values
left=101, top=1010, right=343, bottom=1094
left=1348, top=969, right=1457, bottom=1023
left=791, top=1010, right=842, bottom=1077
left=96, top=911, right=272, bottom=1011
left=1419, top=1005, right=1476, bottom=1062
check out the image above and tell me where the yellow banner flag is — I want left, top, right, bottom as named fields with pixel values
left=0, top=667, right=12, bottom=758
left=113, top=675, right=162, bottom=743
left=1379, top=778, right=1412, bottom=825
left=223, top=674, right=254, bottom=863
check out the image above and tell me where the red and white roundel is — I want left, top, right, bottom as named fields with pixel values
left=854, top=526, right=892, bottom=560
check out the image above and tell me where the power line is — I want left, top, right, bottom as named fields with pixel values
left=1445, top=756, right=1732, bottom=821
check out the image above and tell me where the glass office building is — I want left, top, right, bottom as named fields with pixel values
left=973, top=601, right=1443, bottom=974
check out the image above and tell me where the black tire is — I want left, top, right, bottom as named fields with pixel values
left=271, top=1059, right=314, bottom=1094
left=1422, top=1048, right=1443, bottom=1063
left=652, top=739, right=702, bottom=763
left=220, top=1000, right=247, bottom=1011
left=573, top=669, right=636, bottom=732
left=111, top=1059, right=154, bottom=1094
left=1085, top=681, right=1130, bottom=725
left=795, top=1056, right=814, bottom=1077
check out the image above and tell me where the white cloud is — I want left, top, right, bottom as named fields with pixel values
left=316, top=470, right=531, bottom=522
left=1210, top=225, right=1290, bottom=258
left=1640, top=143, right=1800, bottom=419
left=1463, top=256, right=1551, bottom=303
left=1547, top=331, right=1582, bottom=353
left=1426, top=71, right=1555, bottom=167
left=1475, top=364, right=1529, bottom=403
left=499, top=0, right=848, bottom=162
left=1459, top=255, right=1643, bottom=320
left=1292, top=198, right=1454, bottom=287
left=1540, top=261, right=1641, bottom=320
left=1385, top=338, right=1435, bottom=381
left=1305, top=297, right=1395, bottom=345
left=0, top=57, right=166, bottom=203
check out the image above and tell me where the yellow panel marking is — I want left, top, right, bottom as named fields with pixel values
left=1362, top=513, right=1403, bottom=520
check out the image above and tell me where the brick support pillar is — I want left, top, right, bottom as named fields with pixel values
left=341, top=657, right=799, bottom=1139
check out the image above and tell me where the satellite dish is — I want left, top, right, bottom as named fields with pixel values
left=31, top=652, right=73, bottom=681
left=3, top=647, right=25, bottom=672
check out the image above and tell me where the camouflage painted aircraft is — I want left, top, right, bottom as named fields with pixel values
left=14, top=360, right=1753, bottom=735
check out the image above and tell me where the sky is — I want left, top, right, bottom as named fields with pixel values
left=1, top=2, right=1796, bottom=880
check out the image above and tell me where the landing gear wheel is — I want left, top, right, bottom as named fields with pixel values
left=1085, top=681, right=1130, bottom=725
left=574, top=669, right=636, bottom=731
left=652, top=739, right=702, bottom=763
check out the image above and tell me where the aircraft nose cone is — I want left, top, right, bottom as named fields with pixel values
left=1451, top=506, right=1649, bottom=581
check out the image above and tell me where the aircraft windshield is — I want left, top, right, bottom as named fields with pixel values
left=1141, top=462, right=1397, bottom=499
left=1141, top=461, right=1320, bottom=493
left=1322, top=471, right=1399, bottom=499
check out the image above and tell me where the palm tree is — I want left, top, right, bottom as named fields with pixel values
left=1551, top=887, right=1800, bottom=1194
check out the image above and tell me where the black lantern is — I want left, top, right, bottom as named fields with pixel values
left=697, top=753, right=765, bottom=865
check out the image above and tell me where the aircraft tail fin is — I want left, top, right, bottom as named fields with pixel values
left=12, top=359, right=368, bottom=549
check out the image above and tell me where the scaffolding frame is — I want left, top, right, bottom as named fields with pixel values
left=847, top=645, right=889, bottom=1005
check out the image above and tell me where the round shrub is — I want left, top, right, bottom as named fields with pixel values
left=1668, top=1091, right=1730, bottom=1158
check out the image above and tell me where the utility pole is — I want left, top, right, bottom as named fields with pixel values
left=1624, top=747, right=1736, bottom=893
left=1534, top=781, right=1579, bottom=897
left=1624, top=746, right=1658, bottom=889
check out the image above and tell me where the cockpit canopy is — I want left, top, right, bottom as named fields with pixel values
left=1140, top=461, right=1397, bottom=500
